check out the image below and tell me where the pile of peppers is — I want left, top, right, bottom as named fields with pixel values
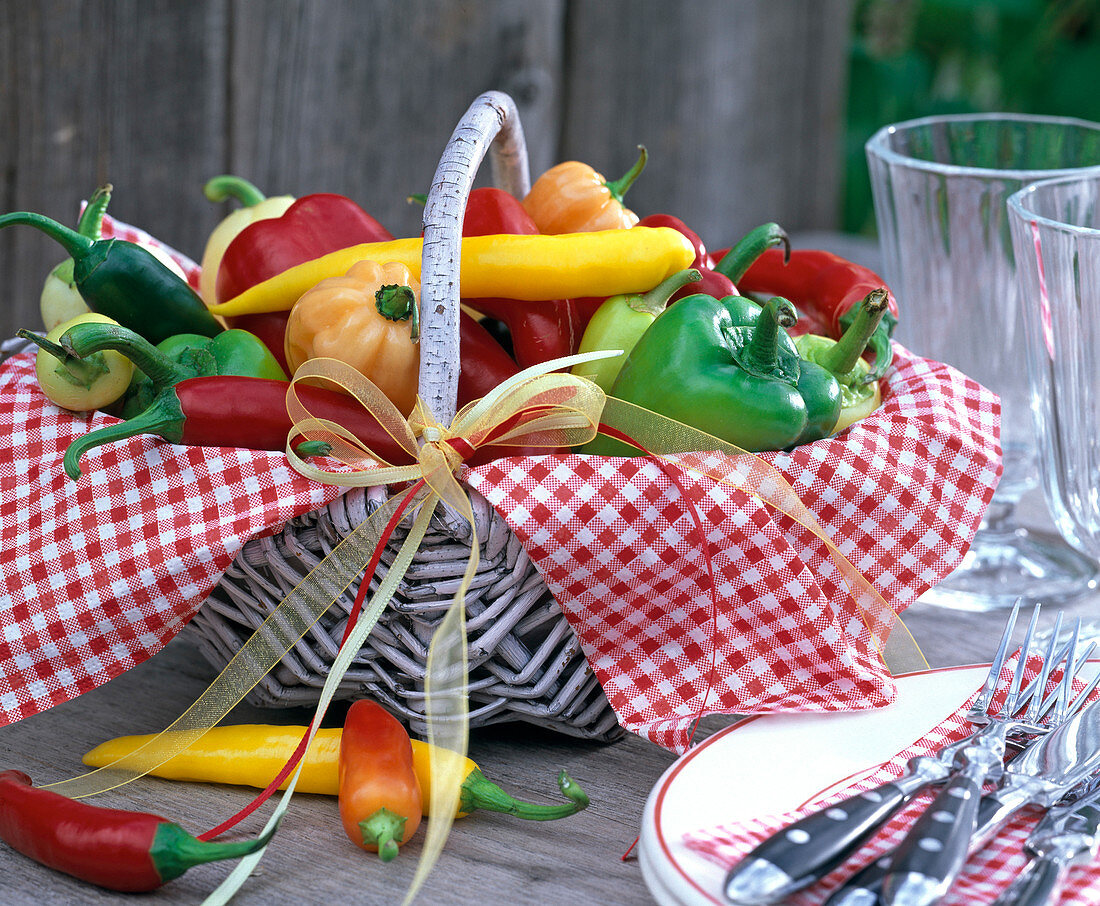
left=0, top=151, right=903, bottom=895
left=6, top=159, right=897, bottom=479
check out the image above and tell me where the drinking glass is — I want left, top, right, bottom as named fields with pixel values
left=866, top=113, right=1100, bottom=611
left=1010, top=172, right=1100, bottom=585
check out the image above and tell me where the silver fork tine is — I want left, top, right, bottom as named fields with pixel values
left=1004, top=603, right=1044, bottom=716
left=974, top=598, right=1022, bottom=715
left=1019, top=609, right=1061, bottom=725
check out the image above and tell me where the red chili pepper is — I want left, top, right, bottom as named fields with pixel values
left=0, top=770, right=270, bottom=892
left=62, top=322, right=537, bottom=481
left=215, top=193, right=395, bottom=304
left=728, top=246, right=898, bottom=380
left=459, top=187, right=581, bottom=368
left=338, top=701, right=422, bottom=861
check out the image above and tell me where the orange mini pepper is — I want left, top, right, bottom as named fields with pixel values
left=338, top=701, right=423, bottom=862
left=284, top=259, right=421, bottom=414
left=522, top=146, right=647, bottom=234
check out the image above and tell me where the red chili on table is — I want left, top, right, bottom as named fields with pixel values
left=0, top=770, right=270, bottom=893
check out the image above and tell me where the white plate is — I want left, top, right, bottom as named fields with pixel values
left=637, top=664, right=994, bottom=906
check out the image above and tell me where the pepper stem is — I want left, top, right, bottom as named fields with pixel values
left=203, top=175, right=267, bottom=207
left=459, top=769, right=590, bottom=821
left=60, top=321, right=196, bottom=388
left=359, top=807, right=407, bottom=862
left=375, top=284, right=420, bottom=341
left=17, top=329, right=108, bottom=386
left=818, top=288, right=889, bottom=377
left=0, top=211, right=95, bottom=260
left=603, top=145, right=648, bottom=204
left=743, top=297, right=798, bottom=373
left=150, top=820, right=279, bottom=883
left=75, top=184, right=112, bottom=239
left=63, top=388, right=186, bottom=480
left=628, top=268, right=702, bottom=317
left=713, top=222, right=791, bottom=284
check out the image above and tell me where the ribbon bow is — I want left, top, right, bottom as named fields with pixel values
left=282, top=353, right=611, bottom=903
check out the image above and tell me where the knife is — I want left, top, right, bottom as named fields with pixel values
left=989, top=784, right=1100, bottom=906
left=880, top=696, right=1100, bottom=906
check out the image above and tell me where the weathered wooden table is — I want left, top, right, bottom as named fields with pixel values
left=0, top=488, right=1093, bottom=906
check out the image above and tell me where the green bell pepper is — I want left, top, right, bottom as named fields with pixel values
left=588, top=293, right=841, bottom=455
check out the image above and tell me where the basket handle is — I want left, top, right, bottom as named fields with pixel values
left=418, top=91, right=531, bottom=424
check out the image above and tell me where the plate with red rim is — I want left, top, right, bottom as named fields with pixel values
left=637, top=663, right=1015, bottom=906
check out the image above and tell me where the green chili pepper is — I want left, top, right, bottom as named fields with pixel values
left=0, top=210, right=223, bottom=344
left=795, top=288, right=889, bottom=433
left=588, top=294, right=841, bottom=454
left=571, top=267, right=700, bottom=391
left=711, top=222, right=791, bottom=285
left=60, top=320, right=287, bottom=418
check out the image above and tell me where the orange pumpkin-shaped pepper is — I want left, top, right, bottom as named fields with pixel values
left=284, top=259, right=420, bottom=414
left=522, top=146, right=647, bottom=234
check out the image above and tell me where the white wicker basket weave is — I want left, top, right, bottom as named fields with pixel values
left=186, top=92, right=626, bottom=742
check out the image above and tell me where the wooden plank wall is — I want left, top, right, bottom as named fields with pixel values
left=0, top=0, right=854, bottom=340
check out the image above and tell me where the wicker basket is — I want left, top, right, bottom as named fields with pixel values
left=185, top=92, right=626, bottom=742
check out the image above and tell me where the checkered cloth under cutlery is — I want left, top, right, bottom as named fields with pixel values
left=0, top=216, right=1000, bottom=748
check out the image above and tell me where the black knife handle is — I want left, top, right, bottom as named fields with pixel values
left=723, top=780, right=910, bottom=904
left=823, top=792, right=1018, bottom=906
left=991, top=857, right=1066, bottom=906
left=822, top=853, right=891, bottom=905
left=881, top=771, right=985, bottom=906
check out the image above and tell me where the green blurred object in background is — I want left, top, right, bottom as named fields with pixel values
left=844, top=0, right=1100, bottom=234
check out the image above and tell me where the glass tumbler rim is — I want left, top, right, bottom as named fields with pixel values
left=865, top=111, right=1100, bottom=181
left=1008, top=171, right=1100, bottom=237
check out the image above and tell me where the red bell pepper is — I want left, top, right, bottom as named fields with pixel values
left=215, top=193, right=395, bottom=304
left=458, top=187, right=582, bottom=368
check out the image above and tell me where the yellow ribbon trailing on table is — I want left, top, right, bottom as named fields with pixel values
left=51, top=351, right=925, bottom=906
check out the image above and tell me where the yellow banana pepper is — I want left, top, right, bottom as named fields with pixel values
left=83, top=725, right=588, bottom=821
left=206, top=226, right=695, bottom=318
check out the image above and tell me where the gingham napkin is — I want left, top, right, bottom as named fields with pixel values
left=683, top=659, right=1100, bottom=905
left=0, top=217, right=1000, bottom=743
left=0, top=218, right=345, bottom=724
left=466, top=345, right=1001, bottom=752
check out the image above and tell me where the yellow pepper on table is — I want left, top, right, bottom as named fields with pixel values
left=284, top=259, right=422, bottom=415
left=205, top=227, right=695, bottom=318
left=83, top=725, right=589, bottom=821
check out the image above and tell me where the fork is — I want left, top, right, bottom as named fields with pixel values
left=878, top=607, right=1084, bottom=906
left=823, top=630, right=1100, bottom=906
left=723, top=601, right=1077, bottom=906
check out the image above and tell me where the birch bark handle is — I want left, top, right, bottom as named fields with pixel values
left=418, top=91, right=531, bottom=424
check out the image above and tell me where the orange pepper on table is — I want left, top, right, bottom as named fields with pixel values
left=339, top=701, right=423, bottom=862
left=284, top=259, right=421, bottom=415
left=522, top=146, right=647, bottom=234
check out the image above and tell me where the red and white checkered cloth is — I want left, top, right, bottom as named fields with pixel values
left=0, top=217, right=1001, bottom=745
left=466, top=345, right=1001, bottom=751
left=683, top=658, right=1100, bottom=904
